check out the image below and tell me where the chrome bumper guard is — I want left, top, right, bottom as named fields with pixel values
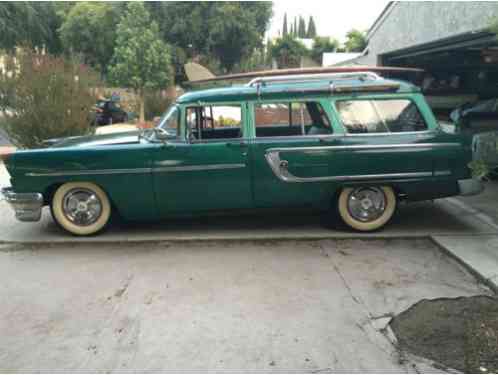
left=458, top=178, right=485, bottom=196
left=1, top=187, right=44, bottom=222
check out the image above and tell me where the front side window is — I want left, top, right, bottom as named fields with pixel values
left=254, top=101, right=332, bottom=137
left=186, top=105, right=242, bottom=141
left=335, top=99, right=428, bottom=134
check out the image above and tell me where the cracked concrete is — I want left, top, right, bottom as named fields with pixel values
left=0, top=238, right=490, bottom=372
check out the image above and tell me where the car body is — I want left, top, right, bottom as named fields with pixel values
left=1, top=71, right=484, bottom=235
left=89, top=99, right=129, bottom=126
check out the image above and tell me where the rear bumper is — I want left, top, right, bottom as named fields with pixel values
left=458, top=178, right=484, bottom=196
left=1, top=187, right=44, bottom=222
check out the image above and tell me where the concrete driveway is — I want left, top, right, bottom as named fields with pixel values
left=0, top=238, right=490, bottom=372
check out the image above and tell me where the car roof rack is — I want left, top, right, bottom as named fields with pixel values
left=246, top=71, right=400, bottom=96
left=246, top=71, right=382, bottom=87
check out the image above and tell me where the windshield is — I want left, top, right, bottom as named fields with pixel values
left=157, top=105, right=179, bottom=136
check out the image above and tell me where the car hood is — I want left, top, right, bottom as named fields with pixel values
left=48, top=131, right=141, bottom=148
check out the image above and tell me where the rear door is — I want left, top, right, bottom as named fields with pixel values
left=248, top=99, right=342, bottom=208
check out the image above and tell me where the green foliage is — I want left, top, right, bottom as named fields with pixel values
left=345, top=29, right=367, bottom=52
left=282, top=13, right=288, bottom=37
left=307, top=16, right=317, bottom=38
left=298, top=16, right=306, bottom=38
left=293, top=17, right=298, bottom=38
left=468, top=159, right=490, bottom=180
left=311, top=37, right=339, bottom=64
left=59, top=2, right=119, bottom=75
left=0, top=2, right=63, bottom=53
left=0, top=51, right=99, bottom=149
left=271, top=36, right=308, bottom=69
left=145, top=2, right=272, bottom=74
left=109, top=2, right=172, bottom=122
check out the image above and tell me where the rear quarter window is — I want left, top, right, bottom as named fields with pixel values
left=335, top=99, right=428, bottom=134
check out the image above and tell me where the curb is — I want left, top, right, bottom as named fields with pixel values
left=429, top=235, right=498, bottom=294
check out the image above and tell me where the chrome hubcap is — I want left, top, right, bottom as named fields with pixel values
left=62, top=188, right=102, bottom=226
left=347, top=187, right=387, bottom=222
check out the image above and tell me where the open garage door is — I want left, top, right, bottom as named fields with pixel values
left=380, top=30, right=498, bottom=119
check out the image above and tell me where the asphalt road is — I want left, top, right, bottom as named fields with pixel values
left=0, top=238, right=490, bottom=372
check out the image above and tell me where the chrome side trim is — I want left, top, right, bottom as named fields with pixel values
left=26, top=163, right=247, bottom=177
left=26, top=168, right=152, bottom=177
left=264, top=143, right=458, bottom=183
left=153, top=163, right=246, bottom=173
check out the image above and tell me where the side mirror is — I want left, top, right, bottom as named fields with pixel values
left=153, top=127, right=175, bottom=142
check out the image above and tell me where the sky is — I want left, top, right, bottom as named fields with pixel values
left=268, top=0, right=390, bottom=43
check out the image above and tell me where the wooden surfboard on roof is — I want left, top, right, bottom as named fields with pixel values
left=184, top=64, right=425, bottom=85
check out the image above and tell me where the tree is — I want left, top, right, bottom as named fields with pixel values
left=293, top=17, right=298, bottom=38
left=109, top=2, right=172, bottom=123
left=270, top=36, right=308, bottom=69
left=307, top=16, right=317, bottom=38
left=298, top=16, right=306, bottom=38
left=208, top=3, right=272, bottom=71
left=0, top=2, right=63, bottom=54
left=311, top=37, right=339, bottom=65
left=282, top=13, right=288, bottom=37
left=144, top=2, right=272, bottom=76
left=59, top=2, right=119, bottom=77
left=344, top=29, right=367, bottom=52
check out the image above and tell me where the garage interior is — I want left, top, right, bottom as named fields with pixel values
left=380, top=30, right=498, bottom=119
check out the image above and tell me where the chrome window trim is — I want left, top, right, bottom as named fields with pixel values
left=265, top=142, right=460, bottom=154
left=344, top=130, right=437, bottom=137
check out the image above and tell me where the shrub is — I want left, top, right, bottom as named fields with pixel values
left=0, top=50, right=99, bottom=148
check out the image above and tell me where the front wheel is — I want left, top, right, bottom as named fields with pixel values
left=337, top=186, right=396, bottom=232
left=51, top=182, right=111, bottom=236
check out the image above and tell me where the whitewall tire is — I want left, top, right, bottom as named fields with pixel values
left=51, top=182, right=111, bottom=236
left=337, top=186, right=396, bottom=232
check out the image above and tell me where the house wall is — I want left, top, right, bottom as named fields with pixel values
left=356, top=1, right=498, bottom=65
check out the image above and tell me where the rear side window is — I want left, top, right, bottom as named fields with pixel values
left=254, top=101, right=332, bottom=137
left=335, top=99, right=428, bottom=134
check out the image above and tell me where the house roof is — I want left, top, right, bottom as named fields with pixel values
left=322, top=53, right=362, bottom=66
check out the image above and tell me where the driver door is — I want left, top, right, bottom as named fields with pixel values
left=152, top=103, right=253, bottom=216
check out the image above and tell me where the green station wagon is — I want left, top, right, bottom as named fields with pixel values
left=1, top=71, right=484, bottom=235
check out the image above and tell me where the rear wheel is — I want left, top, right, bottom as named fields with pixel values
left=337, top=186, right=396, bottom=232
left=51, top=182, right=111, bottom=236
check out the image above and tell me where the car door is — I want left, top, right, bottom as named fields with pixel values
left=249, top=99, right=343, bottom=208
left=153, top=103, right=252, bottom=216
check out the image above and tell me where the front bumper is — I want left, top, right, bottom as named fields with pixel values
left=458, top=178, right=485, bottom=196
left=1, top=187, right=44, bottom=222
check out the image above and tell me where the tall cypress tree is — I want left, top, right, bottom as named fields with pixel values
left=282, top=13, right=288, bottom=36
left=307, top=16, right=317, bottom=38
left=298, top=16, right=306, bottom=38
left=293, top=17, right=298, bottom=37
